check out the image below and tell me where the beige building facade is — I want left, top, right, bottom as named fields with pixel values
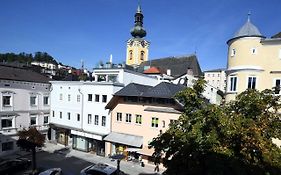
left=104, top=82, right=184, bottom=164
left=225, top=15, right=281, bottom=101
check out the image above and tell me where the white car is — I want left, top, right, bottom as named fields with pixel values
left=80, top=163, right=118, bottom=175
left=38, top=168, right=62, bottom=175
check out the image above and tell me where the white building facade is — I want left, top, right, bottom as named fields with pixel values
left=204, top=68, right=226, bottom=93
left=50, top=68, right=159, bottom=155
left=0, top=65, right=51, bottom=156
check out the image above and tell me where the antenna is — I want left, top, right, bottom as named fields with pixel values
left=81, top=59, right=84, bottom=70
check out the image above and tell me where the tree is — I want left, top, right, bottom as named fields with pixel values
left=17, top=127, right=45, bottom=174
left=149, top=78, right=281, bottom=175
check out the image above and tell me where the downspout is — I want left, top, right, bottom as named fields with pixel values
left=78, top=88, right=84, bottom=131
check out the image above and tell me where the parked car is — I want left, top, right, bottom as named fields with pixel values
left=0, top=158, right=31, bottom=174
left=38, top=168, right=62, bottom=175
left=80, top=163, right=119, bottom=175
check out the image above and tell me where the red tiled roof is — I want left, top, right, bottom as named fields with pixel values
left=143, top=66, right=162, bottom=74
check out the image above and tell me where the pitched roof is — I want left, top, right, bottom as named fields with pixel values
left=114, top=82, right=185, bottom=98
left=138, top=54, right=202, bottom=77
left=143, top=66, right=162, bottom=74
left=227, top=17, right=265, bottom=44
left=271, top=32, right=281, bottom=38
left=234, top=20, right=263, bottom=38
left=0, top=65, right=50, bottom=83
left=142, top=82, right=185, bottom=98
left=114, top=83, right=152, bottom=97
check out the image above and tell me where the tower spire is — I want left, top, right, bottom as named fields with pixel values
left=137, top=0, right=141, bottom=13
left=247, top=11, right=251, bottom=22
left=130, top=2, right=146, bottom=38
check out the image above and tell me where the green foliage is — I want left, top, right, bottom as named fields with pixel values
left=149, top=78, right=281, bottom=175
left=0, top=52, right=58, bottom=64
left=17, top=127, right=45, bottom=150
left=17, top=127, right=45, bottom=173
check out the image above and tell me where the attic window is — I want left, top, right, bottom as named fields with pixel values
left=279, top=49, right=281, bottom=59
left=4, top=84, right=10, bottom=87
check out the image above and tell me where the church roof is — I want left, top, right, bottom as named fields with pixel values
left=138, top=54, right=202, bottom=77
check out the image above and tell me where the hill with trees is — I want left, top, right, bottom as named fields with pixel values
left=0, top=52, right=58, bottom=64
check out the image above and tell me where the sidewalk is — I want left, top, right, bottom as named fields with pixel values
left=42, top=142, right=164, bottom=175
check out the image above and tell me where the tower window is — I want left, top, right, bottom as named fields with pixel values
left=229, top=76, right=237, bottom=92
left=129, top=50, right=133, bottom=60
left=251, top=48, right=257, bottom=54
left=274, top=79, right=281, bottom=94
left=231, top=48, right=236, bottom=57
left=140, top=51, right=145, bottom=61
left=247, top=76, right=256, bottom=89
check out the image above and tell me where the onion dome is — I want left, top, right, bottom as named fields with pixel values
left=130, top=4, right=147, bottom=38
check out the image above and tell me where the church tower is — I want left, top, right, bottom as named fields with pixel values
left=126, top=4, right=150, bottom=67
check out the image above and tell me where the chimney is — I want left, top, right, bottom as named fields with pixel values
left=187, top=68, right=193, bottom=75
left=167, top=69, right=171, bottom=76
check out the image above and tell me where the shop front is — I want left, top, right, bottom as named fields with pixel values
left=49, top=124, right=71, bottom=146
left=104, top=132, right=143, bottom=158
left=71, top=130, right=105, bottom=156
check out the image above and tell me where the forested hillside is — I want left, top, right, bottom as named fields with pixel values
left=0, top=52, right=58, bottom=64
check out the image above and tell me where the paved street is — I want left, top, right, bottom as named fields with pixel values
left=12, top=142, right=163, bottom=175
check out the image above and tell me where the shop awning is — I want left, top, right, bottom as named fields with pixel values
left=125, top=148, right=142, bottom=152
left=104, top=132, right=143, bottom=147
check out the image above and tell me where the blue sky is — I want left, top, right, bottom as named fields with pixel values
left=0, top=0, right=280, bottom=71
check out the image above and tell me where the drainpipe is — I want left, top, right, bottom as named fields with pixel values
left=78, top=88, right=84, bottom=131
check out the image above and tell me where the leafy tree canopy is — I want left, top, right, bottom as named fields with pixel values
left=149, top=78, right=281, bottom=175
left=17, top=127, right=45, bottom=151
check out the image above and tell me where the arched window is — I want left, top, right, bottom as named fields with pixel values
left=140, top=51, right=145, bottom=61
left=129, top=50, right=133, bottom=60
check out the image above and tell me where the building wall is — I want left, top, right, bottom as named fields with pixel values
left=50, top=81, right=124, bottom=152
left=204, top=70, right=226, bottom=92
left=225, top=37, right=281, bottom=101
left=50, top=82, right=82, bottom=130
left=92, top=68, right=158, bottom=86
left=0, top=80, right=50, bottom=156
left=108, top=99, right=180, bottom=156
left=81, top=83, right=123, bottom=136
left=126, top=39, right=149, bottom=66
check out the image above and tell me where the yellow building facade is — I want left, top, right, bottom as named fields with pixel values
left=126, top=4, right=150, bottom=67
left=225, top=15, right=281, bottom=101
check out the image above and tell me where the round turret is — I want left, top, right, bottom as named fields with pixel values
left=227, top=13, right=265, bottom=44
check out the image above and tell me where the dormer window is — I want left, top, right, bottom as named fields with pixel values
left=231, top=48, right=236, bottom=57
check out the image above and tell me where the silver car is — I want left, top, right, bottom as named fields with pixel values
left=80, top=163, right=118, bottom=175
left=38, top=168, right=62, bottom=175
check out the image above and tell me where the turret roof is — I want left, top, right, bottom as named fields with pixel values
left=227, top=13, right=264, bottom=44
